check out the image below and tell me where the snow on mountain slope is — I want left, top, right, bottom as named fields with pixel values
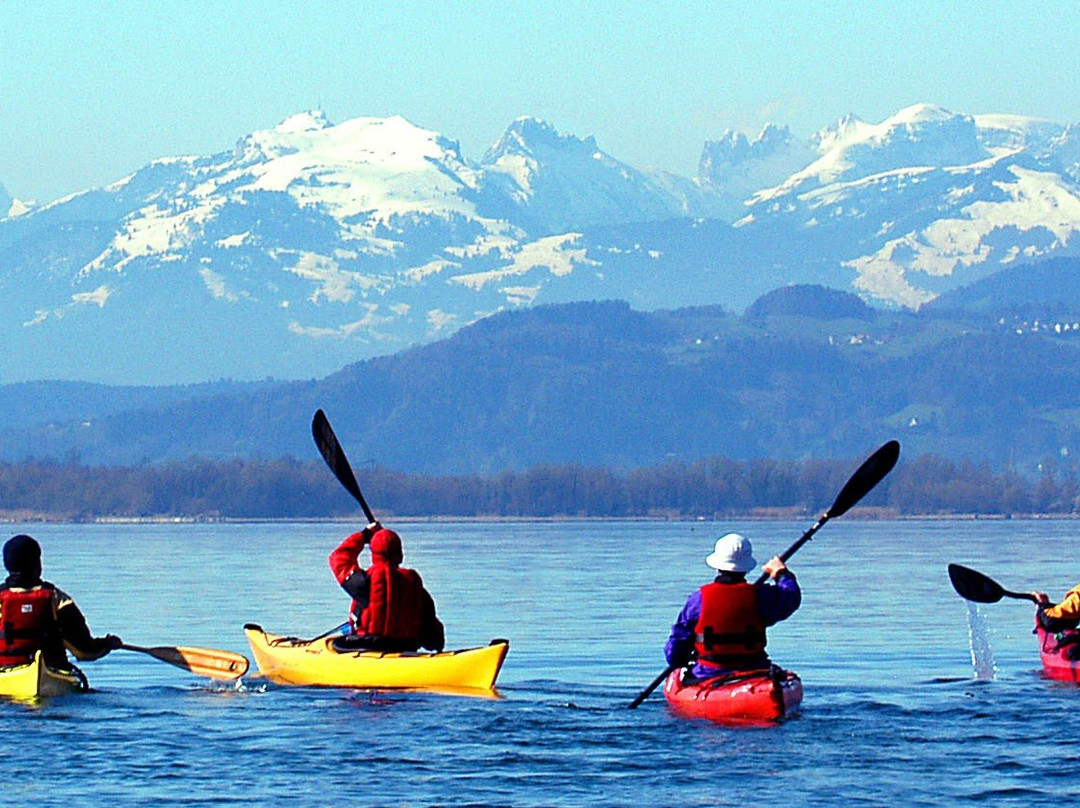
left=698, top=124, right=817, bottom=219
left=0, top=112, right=695, bottom=383
left=973, top=113, right=1064, bottom=152
left=735, top=105, right=1080, bottom=306
left=847, top=162, right=1080, bottom=306
left=230, top=112, right=486, bottom=224
left=5, top=104, right=1080, bottom=383
left=751, top=104, right=992, bottom=202
left=88, top=111, right=500, bottom=272
left=1048, top=123, right=1080, bottom=183
left=481, top=117, right=716, bottom=231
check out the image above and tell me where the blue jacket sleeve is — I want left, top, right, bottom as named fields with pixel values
left=664, top=590, right=701, bottom=667
left=755, top=572, right=802, bottom=626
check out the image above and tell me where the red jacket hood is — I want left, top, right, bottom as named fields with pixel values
left=369, top=529, right=403, bottom=567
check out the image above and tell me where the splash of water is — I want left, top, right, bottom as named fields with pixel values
left=965, top=601, right=998, bottom=681
left=196, top=678, right=264, bottom=694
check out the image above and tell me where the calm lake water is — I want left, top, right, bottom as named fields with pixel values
left=3, top=518, right=1079, bottom=806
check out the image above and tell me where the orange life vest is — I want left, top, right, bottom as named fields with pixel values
left=359, top=565, right=425, bottom=642
left=694, top=581, right=767, bottom=664
left=0, top=585, right=56, bottom=666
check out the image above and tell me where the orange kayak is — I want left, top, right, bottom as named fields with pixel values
left=663, top=665, right=803, bottom=723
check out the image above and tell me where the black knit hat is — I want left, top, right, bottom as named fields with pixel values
left=3, top=534, right=41, bottom=574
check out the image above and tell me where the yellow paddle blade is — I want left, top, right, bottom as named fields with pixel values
left=123, top=644, right=250, bottom=680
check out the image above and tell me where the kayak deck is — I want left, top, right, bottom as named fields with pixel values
left=0, top=651, right=88, bottom=701
left=244, top=624, right=508, bottom=694
left=1036, top=618, right=1080, bottom=682
left=663, top=665, right=803, bottom=724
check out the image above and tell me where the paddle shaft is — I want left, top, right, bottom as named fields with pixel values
left=628, top=440, right=900, bottom=709
left=628, top=664, right=678, bottom=709
left=749, top=440, right=900, bottom=584
left=307, top=622, right=350, bottom=642
left=752, top=513, right=828, bottom=586
left=996, top=587, right=1040, bottom=603
left=312, top=409, right=376, bottom=523
left=121, top=643, right=250, bottom=680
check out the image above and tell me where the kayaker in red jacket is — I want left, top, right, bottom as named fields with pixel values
left=328, top=523, right=445, bottom=652
left=664, top=532, right=801, bottom=680
left=0, top=534, right=122, bottom=670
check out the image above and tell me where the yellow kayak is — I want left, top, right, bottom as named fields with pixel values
left=0, top=651, right=88, bottom=701
left=244, top=624, right=508, bottom=694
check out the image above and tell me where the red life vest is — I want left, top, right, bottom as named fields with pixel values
left=359, top=564, right=425, bottom=642
left=694, top=581, right=767, bottom=664
left=0, top=585, right=56, bottom=666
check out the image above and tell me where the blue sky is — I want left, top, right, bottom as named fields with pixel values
left=3, top=1, right=1079, bottom=204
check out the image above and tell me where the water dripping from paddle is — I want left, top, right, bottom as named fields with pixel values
left=194, top=678, right=264, bottom=695
left=965, top=601, right=998, bottom=681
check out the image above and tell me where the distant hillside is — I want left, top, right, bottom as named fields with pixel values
left=3, top=284, right=1080, bottom=476
left=0, top=379, right=282, bottom=434
left=745, top=284, right=877, bottom=320
left=928, top=256, right=1080, bottom=317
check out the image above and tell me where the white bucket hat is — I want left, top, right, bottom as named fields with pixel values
left=705, top=533, right=757, bottom=572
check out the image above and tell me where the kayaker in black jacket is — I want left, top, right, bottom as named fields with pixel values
left=0, top=534, right=122, bottom=670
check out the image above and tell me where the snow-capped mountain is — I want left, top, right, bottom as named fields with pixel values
left=739, top=104, right=1080, bottom=307
left=0, top=112, right=640, bottom=383
left=481, top=117, right=725, bottom=230
left=698, top=124, right=816, bottom=220
left=3, top=103, right=1080, bottom=384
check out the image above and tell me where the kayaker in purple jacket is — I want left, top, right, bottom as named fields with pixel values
left=665, top=533, right=801, bottom=680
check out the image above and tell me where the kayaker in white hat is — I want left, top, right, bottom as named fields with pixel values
left=664, top=532, right=801, bottom=680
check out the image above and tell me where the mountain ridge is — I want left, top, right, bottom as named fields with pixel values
left=5, top=265, right=1080, bottom=476
left=5, top=104, right=1080, bottom=384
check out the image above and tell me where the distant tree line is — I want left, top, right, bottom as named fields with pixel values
left=2, top=453, right=1080, bottom=521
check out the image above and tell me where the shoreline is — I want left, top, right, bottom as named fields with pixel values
left=2, top=508, right=1078, bottom=525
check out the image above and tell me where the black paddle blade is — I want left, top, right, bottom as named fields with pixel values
left=312, top=409, right=375, bottom=522
left=947, top=563, right=1005, bottom=604
left=826, top=440, right=900, bottom=518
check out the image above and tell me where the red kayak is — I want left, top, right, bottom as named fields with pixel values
left=663, top=665, right=803, bottom=724
left=1036, top=618, right=1080, bottom=682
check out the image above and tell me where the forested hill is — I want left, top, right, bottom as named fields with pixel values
left=6, top=268, right=1080, bottom=476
